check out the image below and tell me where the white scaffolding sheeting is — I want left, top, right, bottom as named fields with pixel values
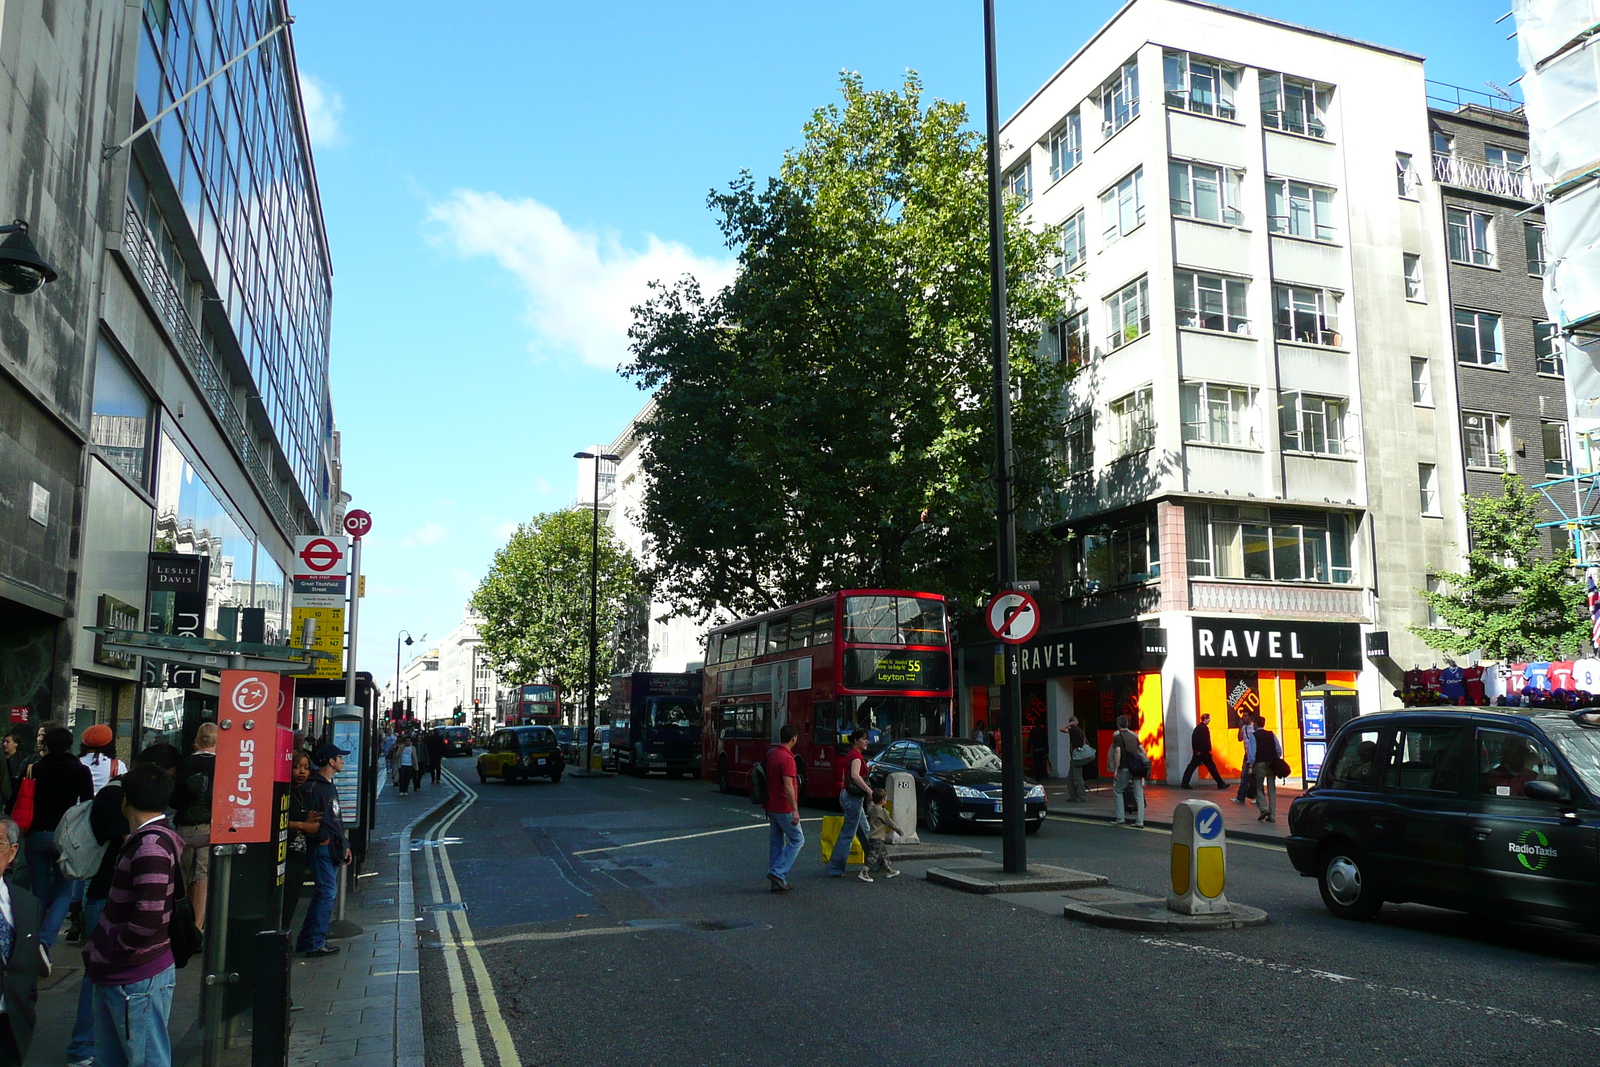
left=1515, top=0, right=1600, bottom=71
left=1548, top=181, right=1600, bottom=333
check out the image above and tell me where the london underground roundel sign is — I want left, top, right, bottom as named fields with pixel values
left=984, top=591, right=1041, bottom=645
left=298, top=537, right=344, bottom=574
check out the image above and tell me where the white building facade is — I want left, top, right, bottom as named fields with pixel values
left=991, top=0, right=1469, bottom=784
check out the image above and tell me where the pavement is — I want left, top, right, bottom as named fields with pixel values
left=1045, top=776, right=1301, bottom=842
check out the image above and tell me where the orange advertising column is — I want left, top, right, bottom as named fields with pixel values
left=212, top=669, right=281, bottom=845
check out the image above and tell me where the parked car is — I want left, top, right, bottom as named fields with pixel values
left=867, top=738, right=1046, bottom=833
left=1287, top=707, right=1600, bottom=928
left=477, top=726, right=565, bottom=784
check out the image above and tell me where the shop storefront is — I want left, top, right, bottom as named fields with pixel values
left=1188, top=617, right=1363, bottom=787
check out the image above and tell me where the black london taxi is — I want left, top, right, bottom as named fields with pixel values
left=1287, top=708, right=1600, bottom=928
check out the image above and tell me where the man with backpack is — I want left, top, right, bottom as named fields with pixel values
left=1107, top=715, right=1148, bottom=829
left=85, top=762, right=183, bottom=1067
left=172, top=725, right=216, bottom=932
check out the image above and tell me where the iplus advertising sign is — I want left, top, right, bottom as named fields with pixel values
left=211, top=669, right=281, bottom=844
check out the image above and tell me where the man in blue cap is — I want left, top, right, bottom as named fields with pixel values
left=296, top=744, right=350, bottom=958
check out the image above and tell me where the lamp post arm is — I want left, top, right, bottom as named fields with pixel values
left=105, top=17, right=293, bottom=161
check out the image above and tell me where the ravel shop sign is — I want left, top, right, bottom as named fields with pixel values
left=1014, top=622, right=1164, bottom=682
left=1191, top=617, right=1362, bottom=671
left=211, top=669, right=280, bottom=844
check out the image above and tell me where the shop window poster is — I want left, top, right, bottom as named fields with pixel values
left=1225, top=670, right=1260, bottom=729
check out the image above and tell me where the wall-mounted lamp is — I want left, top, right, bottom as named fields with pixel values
left=0, top=220, right=59, bottom=296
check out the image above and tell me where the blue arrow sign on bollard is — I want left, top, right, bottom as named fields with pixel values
left=1196, top=807, right=1223, bottom=840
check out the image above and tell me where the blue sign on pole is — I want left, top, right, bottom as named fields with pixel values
left=1196, top=807, right=1223, bottom=841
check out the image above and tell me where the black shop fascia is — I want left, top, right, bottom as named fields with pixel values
left=1190, top=617, right=1362, bottom=671
left=1011, top=622, right=1167, bottom=681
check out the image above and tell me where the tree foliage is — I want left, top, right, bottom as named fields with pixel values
left=1412, top=471, right=1589, bottom=661
left=625, top=72, right=1072, bottom=622
left=471, top=509, right=644, bottom=699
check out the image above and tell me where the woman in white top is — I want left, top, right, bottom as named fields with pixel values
left=78, top=724, right=124, bottom=794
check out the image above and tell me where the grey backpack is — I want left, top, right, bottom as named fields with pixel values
left=57, top=796, right=108, bottom=879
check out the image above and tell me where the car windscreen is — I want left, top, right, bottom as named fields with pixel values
left=923, top=743, right=1001, bottom=773
left=554, top=727, right=574, bottom=743
left=649, top=699, right=700, bottom=729
left=516, top=729, right=556, bottom=749
left=1539, top=720, right=1600, bottom=795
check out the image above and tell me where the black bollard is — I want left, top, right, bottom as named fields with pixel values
left=252, top=929, right=292, bottom=1067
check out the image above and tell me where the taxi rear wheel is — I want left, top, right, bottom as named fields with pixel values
left=1318, top=844, right=1382, bottom=921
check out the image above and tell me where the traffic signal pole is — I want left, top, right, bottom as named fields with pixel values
left=983, top=0, right=1027, bottom=874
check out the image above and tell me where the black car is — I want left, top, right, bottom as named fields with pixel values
left=1287, top=707, right=1600, bottom=928
left=440, top=726, right=474, bottom=756
left=867, top=737, right=1047, bottom=834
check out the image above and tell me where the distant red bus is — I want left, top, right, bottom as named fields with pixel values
left=701, top=590, right=952, bottom=802
left=506, top=684, right=561, bottom=727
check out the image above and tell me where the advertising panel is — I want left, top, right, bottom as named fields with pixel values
left=211, top=669, right=280, bottom=844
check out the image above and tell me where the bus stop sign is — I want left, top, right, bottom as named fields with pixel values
left=984, top=591, right=1041, bottom=645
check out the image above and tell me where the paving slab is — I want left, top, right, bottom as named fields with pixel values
left=925, top=862, right=1110, bottom=894
left=1059, top=887, right=1269, bottom=931
left=886, top=841, right=985, bottom=862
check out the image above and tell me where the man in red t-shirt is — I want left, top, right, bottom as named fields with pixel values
left=764, top=725, right=803, bottom=892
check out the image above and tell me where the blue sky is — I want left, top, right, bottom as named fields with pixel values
left=288, top=0, right=1522, bottom=690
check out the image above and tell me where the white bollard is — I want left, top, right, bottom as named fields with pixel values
left=885, top=771, right=920, bottom=844
left=1168, top=799, right=1228, bottom=915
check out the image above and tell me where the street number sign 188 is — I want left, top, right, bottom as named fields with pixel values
left=984, top=591, right=1041, bottom=645
left=344, top=509, right=373, bottom=539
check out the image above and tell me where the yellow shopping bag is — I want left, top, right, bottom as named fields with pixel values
left=819, top=815, right=866, bottom=864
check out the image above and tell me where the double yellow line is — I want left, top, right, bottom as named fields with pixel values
left=420, top=769, right=521, bottom=1067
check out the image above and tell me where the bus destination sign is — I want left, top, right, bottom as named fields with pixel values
left=844, top=649, right=951, bottom=691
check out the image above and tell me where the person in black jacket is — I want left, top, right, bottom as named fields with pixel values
left=0, top=815, right=49, bottom=1067
left=62, top=744, right=180, bottom=1067
left=172, top=723, right=217, bottom=931
left=22, top=728, right=92, bottom=950
left=296, top=745, right=350, bottom=958
left=1180, top=713, right=1229, bottom=790
left=425, top=730, right=447, bottom=785
left=281, top=751, right=321, bottom=929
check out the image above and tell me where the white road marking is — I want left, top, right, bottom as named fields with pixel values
left=1142, top=938, right=1600, bottom=1038
left=572, top=817, right=824, bottom=856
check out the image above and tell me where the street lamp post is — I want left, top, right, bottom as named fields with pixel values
left=982, top=0, right=1027, bottom=874
left=574, top=449, right=621, bottom=775
left=394, top=630, right=416, bottom=723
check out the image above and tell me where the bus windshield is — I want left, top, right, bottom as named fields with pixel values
left=650, top=699, right=700, bottom=729
left=843, top=595, right=946, bottom=645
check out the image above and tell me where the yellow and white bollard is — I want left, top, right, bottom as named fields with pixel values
left=1168, top=799, right=1228, bottom=915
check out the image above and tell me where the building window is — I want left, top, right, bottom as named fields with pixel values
left=1279, top=392, right=1351, bottom=456
left=1100, top=168, right=1145, bottom=242
left=1426, top=575, right=1444, bottom=628
left=1419, top=463, right=1440, bottom=515
left=1526, top=223, right=1547, bottom=276
left=1432, top=129, right=1454, bottom=156
left=1186, top=504, right=1353, bottom=583
left=1098, top=58, right=1141, bottom=138
left=1004, top=160, right=1032, bottom=205
left=1170, top=160, right=1244, bottom=225
left=1266, top=179, right=1336, bottom=241
left=1069, top=512, right=1160, bottom=593
left=1175, top=270, right=1250, bottom=334
left=1048, top=113, right=1082, bottom=180
left=1396, top=152, right=1419, bottom=197
left=1544, top=421, right=1572, bottom=476
left=90, top=337, right=155, bottom=487
left=1046, top=310, right=1090, bottom=367
left=1403, top=253, right=1425, bottom=301
left=1273, top=285, right=1341, bottom=347
left=1163, top=51, right=1239, bottom=119
left=1109, top=386, right=1155, bottom=456
left=1181, top=382, right=1258, bottom=446
left=1058, top=209, right=1086, bottom=275
left=1260, top=72, right=1329, bottom=139
left=1485, top=145, right=1529, bottom=173
left=1060, top=412, right=1094, bottom=474
left=1411, top=357, right=1433, bottom=406
left=1105, top=277, right=1150, bottom=351
left=1462, top=411, right=1511, bottom=469
left=1454, top=308, right=1504, bottom=366
left=1446, top=208, right=1495, bottom=267
left=1536, top=321, right=1564, bottom=376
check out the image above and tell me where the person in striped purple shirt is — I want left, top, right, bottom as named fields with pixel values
left=85, top=763, right=182, bottom=1067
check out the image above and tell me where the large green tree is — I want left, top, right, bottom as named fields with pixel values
left=1413, top=471, right=1590, bottom=660
left=625, top=72, right=1072, bottom=622
left=472, top=509, right=644, bottom=700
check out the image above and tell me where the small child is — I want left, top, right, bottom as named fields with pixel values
left=863, top=788, right=901, bottom=879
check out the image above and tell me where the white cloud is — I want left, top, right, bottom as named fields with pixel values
left=427, top=190, right=736, bottom=370
left=299, top=74, right=345, bottom=148
left=400, top=521, right=450, bottom=548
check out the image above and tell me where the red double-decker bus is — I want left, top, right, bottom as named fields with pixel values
left=505, top=683, right=561, bottom=727
left=701, top=589, right=952, bottom=801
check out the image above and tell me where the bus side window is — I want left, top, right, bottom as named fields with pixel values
left=720, top=633, right=739, bottom=663
left=814, top=609, right=834, bottom=646
left=737, top=628, right=758, bottom=660
left=756, top=702, right=773, bottom=742
left=812, top=700, right=835, bottom=746
left=705, top=636, right=722, bottom=666
left=767, top=617, right=789, bottom=654
left=790, top=610, right=812, bottom=649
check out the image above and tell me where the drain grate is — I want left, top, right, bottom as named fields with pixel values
left=420, top=902, right=469, bottom=912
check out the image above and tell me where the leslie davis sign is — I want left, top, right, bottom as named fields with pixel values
left=211, top=669, right=280, bottom=844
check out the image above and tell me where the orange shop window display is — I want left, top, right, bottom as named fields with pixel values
left=1078, top=671, right=1166, bottom=781
left=1195, top=670, right=1356, bottom=785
